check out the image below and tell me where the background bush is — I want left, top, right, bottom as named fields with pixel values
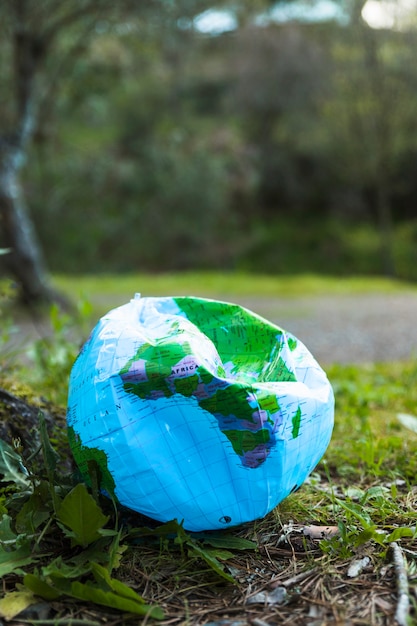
left=6, top=8, right=417, bottom=280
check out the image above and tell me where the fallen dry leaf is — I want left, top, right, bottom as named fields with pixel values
left=301, top=525, right=340, bottom=540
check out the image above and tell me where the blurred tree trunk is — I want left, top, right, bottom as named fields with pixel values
left=0, top=0, right=229, bottom=304
left=0, top=144, right=55, bottom=306
left=0, top=0, right=128, bottom=306
left=0, top=0, right=58, bottom=306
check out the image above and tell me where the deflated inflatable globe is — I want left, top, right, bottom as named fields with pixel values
left=67, top=295, right=334, bottom=532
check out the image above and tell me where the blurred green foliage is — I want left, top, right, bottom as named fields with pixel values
left=3, top=2, right=417, bottom=278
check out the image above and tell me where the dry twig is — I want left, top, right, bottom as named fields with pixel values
left=390, top=542, right=409, bottom=626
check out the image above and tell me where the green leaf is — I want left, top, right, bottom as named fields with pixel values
left=386, top=527, right=415, bottom=542
left=335, top=498, right=374, bottom=528
left=69, top=569, right=164, bottom=620
left=0, top=439, right=30, bottom=487
left=23, top=543, right=139, bottom=610
left=0, top=514, right=17, bottom=542
left=56, top=483, right=109, bottom=547
left=39, top=412, right=60, bottom=473
left=70, top=581, right=163, bottom=618
left=0, top=543, right=36, bottom=577
left=0, top=589, right=37, bottom=620
left=41, top=556, right=92, bottom=580
left=91, top=562, right=145, bottom=600
left=16, top=491, right=51, bottom=534
left=90, top=561, right=156, bottom=603
left=187, top=542, right=236, bottom=584
left=353, top=528, right=379, bottom=547
left=68, top=537, right=118, bottom=568
left=202, top=547, right=235, bottom=560
left=106, top=528, right=127, bottom=572
left=23, top=574, right=62, bottom=601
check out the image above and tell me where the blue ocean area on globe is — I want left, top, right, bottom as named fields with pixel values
left=67, top=295, right=334, bottom=532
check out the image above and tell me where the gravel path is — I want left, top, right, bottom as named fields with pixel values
left=7, top=291, right=417, bottom=366
left=229, top=292, right=417, bottom=365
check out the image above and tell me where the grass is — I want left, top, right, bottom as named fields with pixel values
left=53, top=271, right=417, bottom=313
left=0, top=273, right=417, bottom=624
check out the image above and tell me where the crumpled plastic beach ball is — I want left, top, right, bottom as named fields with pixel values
left=67, top=295, right=334, bottom=531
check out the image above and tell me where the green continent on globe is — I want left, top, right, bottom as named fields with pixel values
left=287, top=336, right=298, bottom=351
left=120, top=341, right=194, bottom=398
left=257, top=392, right=280, bottom=413
left=174, top=374, right=199, bottom=396
left=222, top=428, right=271, bottom=456
left=199, top=367, right=215, bottom=384
left=199, top=385, right=257, bottom=424
left=292, top=406, right=302, bottom=438
left=173, top=297, right=297, bottom=383
left=268, top=356, right=297, bottom=382
left=257, top=391, right=280, bottom=425
left=68, top=426, right=116, bottom=497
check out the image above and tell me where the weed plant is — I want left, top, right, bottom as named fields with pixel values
left=0, top=279, right=18, bottom=374
left=24, top=299, right=93, bottom=406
